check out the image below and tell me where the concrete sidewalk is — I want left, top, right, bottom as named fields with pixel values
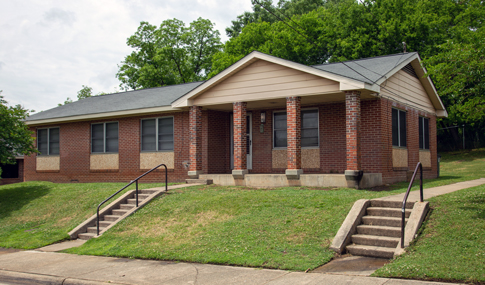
left=374, top=178, right=485, bottom=202
left=0, top=250, right=457, bottom=285
left=2, top=179, right=483, bottom=285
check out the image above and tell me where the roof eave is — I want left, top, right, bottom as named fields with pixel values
left=25, top=105, right=180, bottom=126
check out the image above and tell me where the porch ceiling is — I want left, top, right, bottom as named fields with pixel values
left=199, top=91, right=377, bottom=111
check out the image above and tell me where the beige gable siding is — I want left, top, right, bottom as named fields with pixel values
left=193, top=60, right=340, bottom=106
left=381, top=70, right=435, bottom=113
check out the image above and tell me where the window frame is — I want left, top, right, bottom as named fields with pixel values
left=91, top=121, right=119, bottom=154
left=272, top=108, right=320, bottom=149
left=392, top=108, right=407, bottom=148
left=37, top=127, right=60, bottom=156
left=301, top=108, right=319, bottom=148
left=140, top=116, right=174, bottom=152
left=419, top=116, right=430, bottom=150
left=272, top=111, right=287, bottom=149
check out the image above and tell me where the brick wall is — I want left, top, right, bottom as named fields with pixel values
left=206, top=110, right=231, bottom=174
left=24, top=112, right=190, bottom=183
left=0, top=159, right=24, bottom=185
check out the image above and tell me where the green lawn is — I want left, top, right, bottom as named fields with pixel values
left=373, top=184, right=485, bottom=284
left=1, top=149, right=484, bottom=275
left=0, top=181, right=169, bottom=249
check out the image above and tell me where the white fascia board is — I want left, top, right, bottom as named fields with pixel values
left=436, top=110, right=448, bottom=118
left=25, top=105, right=179, bottom=126
left=171, top=51, right=371, bottom=108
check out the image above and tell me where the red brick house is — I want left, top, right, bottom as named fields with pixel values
left=23, top=51, right=447, bottom=188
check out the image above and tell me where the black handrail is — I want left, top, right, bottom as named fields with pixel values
left=401, top=162, right=423, bottom=248
left=97, top=163, right=168, bottom=235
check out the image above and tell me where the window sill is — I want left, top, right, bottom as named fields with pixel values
left=36, top=170, right=59, bottom=173
left=90, top=169, right=119, bottom=173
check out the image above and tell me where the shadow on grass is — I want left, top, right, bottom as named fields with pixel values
left=441, top=149, right=485, bottom=162
left=0, top=184, right=50, bottom=219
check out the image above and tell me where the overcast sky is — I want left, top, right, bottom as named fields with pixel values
left=0, top=0, right=252, bottom=114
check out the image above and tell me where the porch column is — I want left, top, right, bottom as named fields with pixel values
left=232, top=102, right=247, bottom=179
left=286, top=96, right=302, bottom=179
left=188, top=105, right=203, bottom=178
left=345, top=91, right=363, bottom=188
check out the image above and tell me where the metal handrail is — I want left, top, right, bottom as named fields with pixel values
left=401, top=162, right=423, bottom=248
left=97, top=163, right=168, bottom=235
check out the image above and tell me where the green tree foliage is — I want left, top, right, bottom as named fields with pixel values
left=225, top=0, right=326, bottom=38
left=58, top=85, right=96, bottom=106
left=213, top=0, right=481, bottom=76
left=0, top=93, right=37, bottom=177
left=116, top=18, right=222, bottom=91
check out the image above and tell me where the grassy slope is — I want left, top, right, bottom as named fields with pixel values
left=373, top=184, right=485, bottom=284
left=0, top=181, right=168, bottom=249
left=65, top=149, right=485, bottom=271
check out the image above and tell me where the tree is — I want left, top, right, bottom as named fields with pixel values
left=116, top=18, right=222, bottom=91
left=225, top=0, right=326, bottom=38
left=58, top=85, right=96, bottom=106
left=0, top=93, right=37, bottom=178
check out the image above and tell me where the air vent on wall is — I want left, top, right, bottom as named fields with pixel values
left=402, top=63, right=418, bottom=79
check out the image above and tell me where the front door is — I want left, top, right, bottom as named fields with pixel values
left=230, top=113, right=252, bottom=170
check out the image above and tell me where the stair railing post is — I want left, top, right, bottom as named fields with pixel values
left=135, top=180, right=139, bottom=207
left=164, top=164, right=168, bottom=192
left=97, top=208, right=100, bottom=236
left=419, top=163, right=423, bottom=202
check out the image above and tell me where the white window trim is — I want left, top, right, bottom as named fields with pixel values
left=140, top=116, right=174, bottom=152
left=37, top=127, right=60, bottom=156
left=91, top=121, right=119, bottom=154
left=272, top=109, right=320, bottom=149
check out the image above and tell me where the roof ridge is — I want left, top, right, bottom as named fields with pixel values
left=312, top=52, right=416, bottom=67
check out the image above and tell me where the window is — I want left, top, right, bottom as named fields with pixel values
left=37, top=127, right=59, bottom=155
left=91, top=122, right=118, bottom=153
left=392, top=108, right=407, bottom=147
left=141, top=117, right=174, bottom=151
left=301, top=109, right=319, bottom=147
left=419, top=117, right=430, bottom=150
left=273, top=112, right=287, bottom=148
left=273, top=109, right=319, bottom=148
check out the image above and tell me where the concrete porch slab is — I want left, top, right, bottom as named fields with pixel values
left=199, top=173, right=382, bottom=188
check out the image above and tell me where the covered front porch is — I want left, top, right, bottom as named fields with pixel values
left=173, top=52, right=385, bottom=188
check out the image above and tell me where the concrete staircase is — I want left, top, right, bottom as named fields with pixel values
left=346, top=200, right=413, bottom=259
left=330, top=198, right=429, bottom=259
left=69, top=189, right=164, bottom=240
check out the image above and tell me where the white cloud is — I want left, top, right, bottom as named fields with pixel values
left=0, top=0, right=253, bottom=114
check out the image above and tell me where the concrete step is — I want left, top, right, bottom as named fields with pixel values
left=140, top=189, right=159, bottom=194
left=367, top=207, right=412, bottom=218
left=99, top=221, right=112, bottom=227
left=104, top=215, right=122, bottom=222
left=127, top=198, right=146, bottom=205
left=185, top=179, right=213, bottom=185
left=111, top=209, right=128, bottom=216
left=87, top=226, right=104, bottom=234
left=347, top=244, right=395, bottom=259
left=120, top=204, right=135, bottom=210
left=78, top=233, right=96, bottom=240
left=351, top=234, right=400, bottom=248
left=362, top=216, right=407, bottom=227
left=370, top=200, right=415, bottom=209
left=357, top=225, right=401, bottom=238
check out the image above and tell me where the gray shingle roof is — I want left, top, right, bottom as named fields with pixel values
left=26, top=81, right=204, bottom=121
left=27, top=52, right=418, bottom=122
left=312, top=52, right=417, bottom=84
